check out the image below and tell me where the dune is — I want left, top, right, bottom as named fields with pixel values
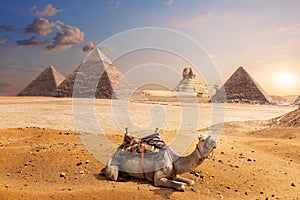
left=270, top=107, right=300, bottom=127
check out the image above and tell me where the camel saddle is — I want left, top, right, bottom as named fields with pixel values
left=119, top=129, right=166, bottom=153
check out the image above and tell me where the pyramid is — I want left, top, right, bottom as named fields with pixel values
left=52, top=66, right=80, bottom=98
left=293, top=96, right=300, bottom=106
left=18, top=66, right=65, bottom=96
left=211, top=66, right=272, bottom=104
left=53, top=48, right=143, bottom=100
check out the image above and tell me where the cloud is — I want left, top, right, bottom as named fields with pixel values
left=276, top=24, right=300, bottom=34
left=0, top=39, right=8, bottom=44
left=171, top=13, right=215, bottom=27
left=0, top=80, right=12, bottom=93
left=31, top=5, right=37, bottom=12
left=17, top=36, right=49, bottom=47
left=45, top=21, right=84, bottom=52
left=32, top=4, right=63, bottom=17
left=24, top=18, right=55, bottom=36
left=109, top=0, right=121, bottom=8
left=165, top=0, right=174, bottom=5
left=0, top=25, right=16, bottom=32
left=82, top=41, right=95, bottom=52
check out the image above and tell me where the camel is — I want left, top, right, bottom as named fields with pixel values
left=101, top=134, right=217, bottom=191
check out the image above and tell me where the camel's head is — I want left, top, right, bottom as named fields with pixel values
left=197, top=135, right=217, bottom=158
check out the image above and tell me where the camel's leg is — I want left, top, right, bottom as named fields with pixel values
left=117, top=171, right=130, bottom=182
left=154, top=177, right=185, bottom=191
left=172, top=175, right=194, bottom=186
left=101, top=165, right=119, bottom=181
left=153, top=163, right=185, bottom=191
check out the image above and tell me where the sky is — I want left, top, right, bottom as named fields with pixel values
left=0, top=0, right=299, bottom=96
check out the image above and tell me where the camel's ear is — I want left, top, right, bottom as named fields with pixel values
left=198, top=135, right=207, bottom=141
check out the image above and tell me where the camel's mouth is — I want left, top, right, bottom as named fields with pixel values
left=204, top=143, right=216, bottom=158
left=205, top=147, right=215, bottom=157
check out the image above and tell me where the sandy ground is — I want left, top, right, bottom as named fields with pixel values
left=0, top=97, right=295, bottom=131
left=0, top=97, right=299, bottom=199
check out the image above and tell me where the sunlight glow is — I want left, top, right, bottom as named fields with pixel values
left=276, top=72, right=297, bottom=88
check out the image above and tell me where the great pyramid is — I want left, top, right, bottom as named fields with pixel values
left=293, top=96, right=300, bottom=106
left=18, top=66, right=65, bottom=96
left=211, top=66, right=272, bottom=104
left=53, top=48, right=143, bottom=100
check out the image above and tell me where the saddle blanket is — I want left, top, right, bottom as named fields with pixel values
left=120, top=131, right=166, bottom=153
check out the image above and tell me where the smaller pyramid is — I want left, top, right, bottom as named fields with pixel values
left=293, top=96, right=300, bottom=106
left=18, top=66, right=65, bottom=96
left=211, top=66, right=272, bottom=104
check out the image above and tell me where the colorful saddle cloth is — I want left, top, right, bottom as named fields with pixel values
left=120, top=131, right=166, bottom=153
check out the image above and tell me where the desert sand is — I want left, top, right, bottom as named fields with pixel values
left=0, top=97, right=299, bottom=199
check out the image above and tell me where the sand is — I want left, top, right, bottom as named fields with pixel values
left=0, top=96, right=294, bottom=131
left=0, top=97, right=299, bottom=199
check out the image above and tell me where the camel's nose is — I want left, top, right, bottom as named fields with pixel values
left=212, top=141, right=217, bottom=148
left=211, top=139, right=217, bottom=148
left=205, top=137, right=217, bottom=149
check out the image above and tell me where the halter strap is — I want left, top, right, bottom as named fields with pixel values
left=196, top=144, right=207, bottom=162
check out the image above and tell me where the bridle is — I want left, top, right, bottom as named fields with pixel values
left=196, top=142, right=214, bottom=162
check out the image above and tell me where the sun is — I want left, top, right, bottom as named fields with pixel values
left=276, top=72, right=297, bottom=88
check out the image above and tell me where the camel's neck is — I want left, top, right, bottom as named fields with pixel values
left=173, top=148, right=203, bottom=175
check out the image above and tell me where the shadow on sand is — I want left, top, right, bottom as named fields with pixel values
left=93, top=173, right=108, bottom=181
left=150, top=188, right=176, bottom=199
left=94, top=173, right=176, bottom=199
